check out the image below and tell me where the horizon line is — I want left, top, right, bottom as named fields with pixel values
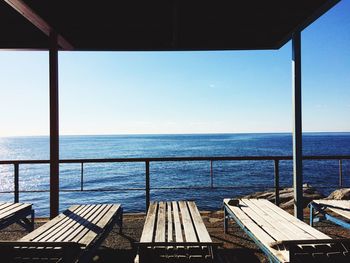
left=1, top=131, right=350, bottom=138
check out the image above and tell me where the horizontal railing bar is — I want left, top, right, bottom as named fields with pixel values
left=0, top=184, right=345, bottom=194
left=0, top=155, right=350, bottom=165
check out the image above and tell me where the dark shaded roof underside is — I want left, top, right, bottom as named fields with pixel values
left=0, top=0, right=340, bottom=51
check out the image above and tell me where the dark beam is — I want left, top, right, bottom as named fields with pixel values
left=4, top=0, right=73, bottom=50
left=277, top=0, right=341, bottom=48
left=49, top=32, right=59, bottom=219
left=292, top=31, right=303, bottom=220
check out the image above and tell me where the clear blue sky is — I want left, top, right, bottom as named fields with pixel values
left=0, top=1, right=349, bottom=136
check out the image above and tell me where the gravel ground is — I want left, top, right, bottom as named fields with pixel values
left=0, top=208, right=349, bottom=262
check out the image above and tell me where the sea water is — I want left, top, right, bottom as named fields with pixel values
left=0, top=133, right=349, bottom=216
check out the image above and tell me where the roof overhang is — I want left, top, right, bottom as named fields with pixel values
left=0, top=0, right=341, bottom=51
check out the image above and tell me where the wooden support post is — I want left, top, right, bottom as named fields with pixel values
left=292, top=31, right=303, bottom=220
left=274, top=160, right=280, bottom=206
left=50, top=31, right=59, bottom=219
left=145, top=161, right=150, bottom=212
left=14, top=163, right=19, bottom=203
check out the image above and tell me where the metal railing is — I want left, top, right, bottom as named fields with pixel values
left=0, top=155, right=349, bottom=211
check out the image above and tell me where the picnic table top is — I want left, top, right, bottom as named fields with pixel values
left=224, top=198, right=333, bottom=262
left=21, top=204, right=121, bottom=247
left=140, top=201, right=213, bottom=246
left=312, top=199, right=350, bottom=220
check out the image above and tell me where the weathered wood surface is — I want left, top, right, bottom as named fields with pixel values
left=0, top=202, right=32, bottom=221
left=313, top=199, right=350, bottom=220
left=0, top=202, right=33, bottom=231
left=138, top=201, right=216, bottom=262
left=21, top=204, right=121, bottom=247
left=140, top=201, right=213, bottom=245
left=224, top=198, right=334, bottom=262
left=0, top=204, right=122, bottom=262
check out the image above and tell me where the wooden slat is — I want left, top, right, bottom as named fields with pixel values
left=62, top=204, right=109, bottom=243
left=0, top=203, right=15, bottom=211
left=239, top=199, right=290, bottom=241
left=172, top=201, right=183, bottom=242
left=155, top=202, right=166, bottom=242
left=259, top=199, right=330, bottom=239
left=43, top=204, right=103, bottom=242
left=32, top=205, right=90, bottom=242
left=178, top=201, right=197, bottom=242
left=245, top=199, right=316, bottom=240
left=78, top=204, right=121, bottom=246
left=140, top=202, right=158, bottom=243
left=21, top=205, right=81, bottom=241
left=167, top=202, right=173, bottom=242
left=187, top=201, right=212, bottom=242
left=224, top=199, right=288, bottom=262
left=0, top=203, right=23, bottom=216
left=314, top=200, right=350, bottom=220
left=0, top=203, right=31, bottom=220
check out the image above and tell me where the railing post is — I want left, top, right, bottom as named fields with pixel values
left=274, top=160, right=280, bottom=206
left=81, top=162, right=84, bottom=191
left=339, top=159, right=343, bottom=188
left=145, top=161, right=150, bottom=212
left=14, top=163, right=19, bottom=203
left=210, top=160, right=214, bottom=188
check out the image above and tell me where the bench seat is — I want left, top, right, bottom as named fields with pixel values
left=0, top=203, right=122, bottom=262
left=309, top=199, right=350, bottom=229
left=224, top=198, right=350, bottom=263
left=137, top=201, right=219, bottom=262
left=0, top=202, right=34, bottom=231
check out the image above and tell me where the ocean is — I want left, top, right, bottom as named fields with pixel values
left=0, top=133, right=349, bottom=217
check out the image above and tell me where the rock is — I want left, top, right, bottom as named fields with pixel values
left=326, top=188, right=350, bottom=200
left=241, top=184, right=325, bottom=209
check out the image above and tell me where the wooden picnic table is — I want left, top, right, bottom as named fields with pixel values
left=0, top=204, right=123, bottom=262
left=137, top=201, right=219, bottom=262
left=224, top=198, right=350, bottom=262
left=0, top=202, right=34, bottom=231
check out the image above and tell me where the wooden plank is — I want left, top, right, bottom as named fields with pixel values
left=42, top=204, right=102, bottom=242
left=223, top=199, right=288, bottom=262
left=239, top=199, right=290, bottom=241
left=61, top=204, right=109, bottom=243
left=140, top=202, right=158, bottom=243
left=78, top=204, right=121, bottom=246
left=172, top=201, right=183, bottom=242
left=246, top=199, right=316, bottom=240
left=167, top=202, right=173, bottom=242
left=0, top=203, right=31, bottom=220
left=21, top=205, right=81, bottom=241
left=32, top=205, right=91, bottom=242
left=155, top=202, right=165, bottom=242
left=187, top=201, right=212, bottom=242
left=0, top=203, right=23, bottom=216
left=260, top=199, right=330, bottom=239
left=178, top=201, right=197, bottom=242
left=0, top=203, right=15, bottom=211
left=314, top=200, right=350, bottom=220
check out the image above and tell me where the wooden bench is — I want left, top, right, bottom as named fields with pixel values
left=224, top=198, right=350, bottom=262
left=0, top=202, right=34, bottom=231
left=137, top=201, right=219, bottom=262
left=309, top=200, right=350, bottom=229
left=0, top=203, right=123, bottom=262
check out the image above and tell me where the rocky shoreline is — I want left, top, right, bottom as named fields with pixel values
left=241, top=185, right=350, bottom=209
